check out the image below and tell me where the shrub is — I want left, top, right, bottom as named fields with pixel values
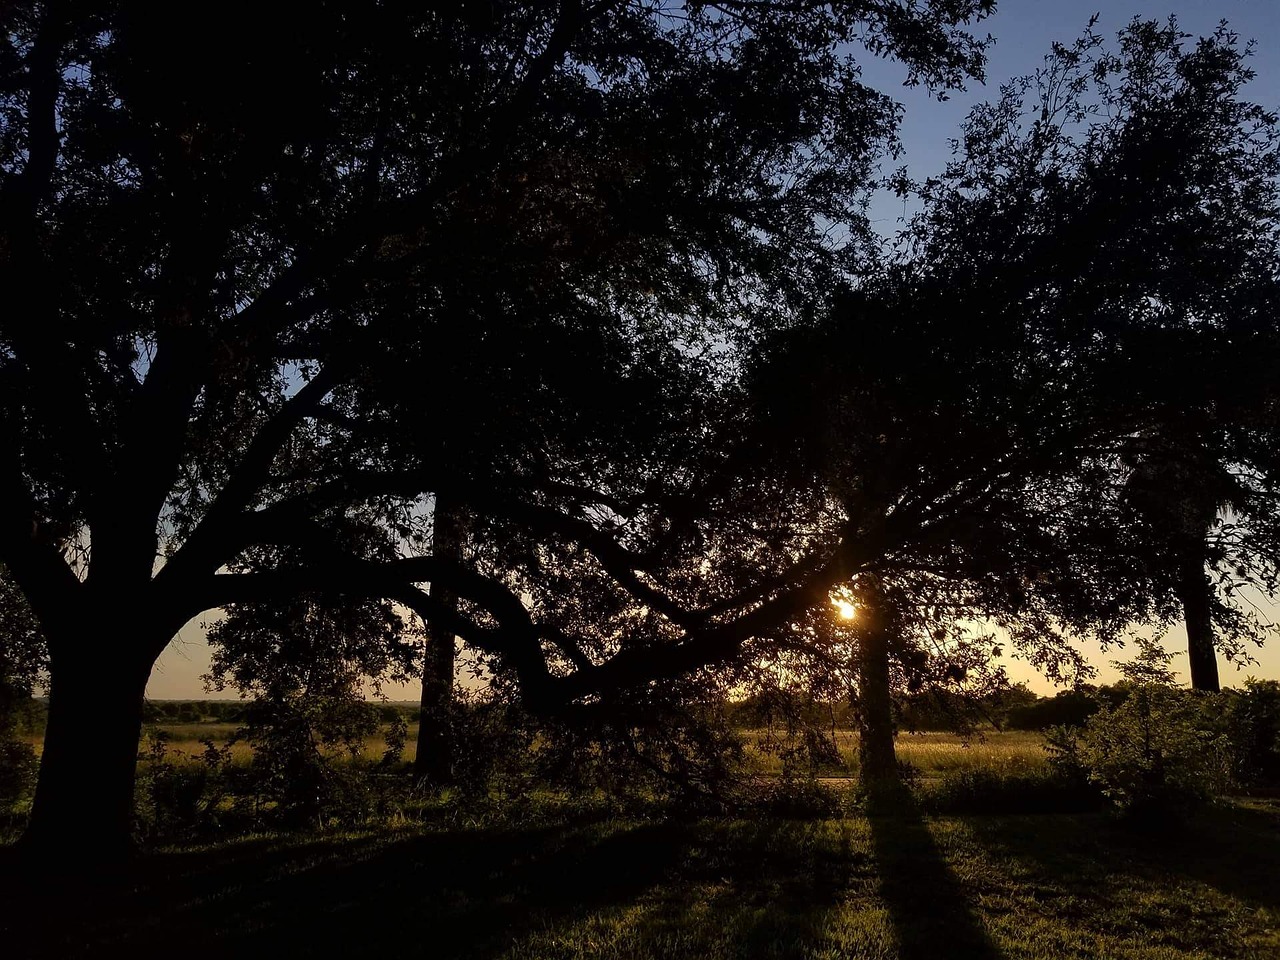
left=1222, top=680, right=1280, bottom=788
left=1044, top=642, right=1233, bottom=822
left=0, top=737, right=38, bottom=808
left=922, top=768, right=1105, bottom=815
left=448, top=693, right=537, bottom=800
left=738, top=774, right=847, bottom=819
left=237, top=690, right=386, bottom=827
left=134, top=732, right=233, bottom=839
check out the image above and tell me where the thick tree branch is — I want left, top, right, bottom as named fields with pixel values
left=0, top=441, right=82, bottom=642
left=155, top=366, right=347, bottom=591
left=194, top=551, right=559, bottom=699
left=2, top=5, right=61, bottom=218
left=548, top=551, right=848, bottom=704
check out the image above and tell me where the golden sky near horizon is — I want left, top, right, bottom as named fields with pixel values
left=145, top=595, right=1280, bottom=702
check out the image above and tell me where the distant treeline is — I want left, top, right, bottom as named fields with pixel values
left=137, top=700, right=423, bottom=726
left=141, top=693, right=1074, bottom=731
left=7, top=685, right=1267, bottom=736
left=11, top=699, right=423, bottom=733
left=722, top=682, right=1249, bottom=733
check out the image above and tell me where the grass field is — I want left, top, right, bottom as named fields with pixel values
left=20, top=722, right=1052, bottom=779
left=3, top=800, right=1276, bottom=958
left=741, top=729, right=1049, bottom=779
left=6, top=723, right=1277, bottom=957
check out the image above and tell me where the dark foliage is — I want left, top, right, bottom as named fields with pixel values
left=0, top=0, right=1002, bottom=853
left=1221, top=680, right=1280, bottom=788
left=1005, top=689, right=1105, bottom=731
left=922, top=768, right=1107, bottom=815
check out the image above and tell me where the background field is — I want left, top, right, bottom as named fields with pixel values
left=740, top=729, right=1049, bottom=779
left=18, top=717, right=1052, bottom=781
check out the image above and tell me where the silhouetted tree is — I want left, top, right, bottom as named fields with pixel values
left=745, top=17, right=1280, bottom=768
left=0, top=0, right=995, bottom=856
left=415, top=496, right=464, bottom=786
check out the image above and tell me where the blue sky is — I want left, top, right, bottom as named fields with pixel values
left=861, top=0, right=1279, bottom=231
left=852, top=0, right=1280, bottom=693
left=145, top=2, right=1280, bottom=699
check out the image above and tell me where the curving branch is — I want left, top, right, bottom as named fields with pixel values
left=192, top=550, right=559, bottom=700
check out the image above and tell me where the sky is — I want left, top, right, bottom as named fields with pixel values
left=145, top=1, right=1280, bottom=701
left=860, top=0, right=1279, bottom=227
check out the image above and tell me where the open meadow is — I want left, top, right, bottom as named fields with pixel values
left=740, top=729, right=1050, bottom=780
left=98, top=722, right=1052, bottom=779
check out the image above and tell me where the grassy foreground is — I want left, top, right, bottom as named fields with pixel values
left=3, top=800, right=1277, bottom=959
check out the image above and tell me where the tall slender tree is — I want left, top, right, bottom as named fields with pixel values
left=1123, top=435, right=1233, bottom=690
left=414, top=496, right=464, bottom=786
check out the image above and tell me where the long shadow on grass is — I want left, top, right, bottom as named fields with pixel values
left=609, top=818, right=875, bottom=958
left=868, top=794, right=1004, bottom=960
left=960, top=802, right=1280, bottom=915
left=3, top=818, right=703, bottom=959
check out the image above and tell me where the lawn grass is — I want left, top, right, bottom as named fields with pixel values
left=740, top=728, right=1049, bottom=779
left=3, top=800, right=1276, bottom=959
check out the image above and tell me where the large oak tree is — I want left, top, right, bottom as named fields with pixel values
left=744, top=17, right=1280, bottom=778
left=0, top=0, right=997, bottom=856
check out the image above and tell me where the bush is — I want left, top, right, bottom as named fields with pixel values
left=737, top=774, right=847, bottom=819
left=237, top=691, right=388, bottom=827
left=1222, top=680, right=1280, bottom=788
left=134, top=732, right=233, bottom=839
left=1045, top=692, right=1231, bottom=821
left=1043, top=640, right=1233, bottom=822
left=0, top=738, right=38, bottom=808
left=922, top=768, right=1105, bottom=815
left=448, top=693, right=537, bottom=800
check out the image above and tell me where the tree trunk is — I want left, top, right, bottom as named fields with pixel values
left=1176, top=546, right=1219, bottom=692
left=854, top=581, right=898, bottom=788
left=19, top=645, right=154, bottom=861
left=414, top=496, right=463, bottom=786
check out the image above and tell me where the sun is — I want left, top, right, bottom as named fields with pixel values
left=833, top=600, right=857, bottom=621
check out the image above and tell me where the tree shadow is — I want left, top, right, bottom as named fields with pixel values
left=867, top=795, right=1004, bottom=960
left=959, top=801, right=1280, bottom=915
left=1, top=816, right=903, bottom=959
left=625, top=818, right=875, bottom=957
left=1167, top=802, right=1280, bottom=911
left=2, top=818, right=703, bottom=958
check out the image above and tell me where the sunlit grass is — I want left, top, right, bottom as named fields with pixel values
left=738, top=728, right=1049, bottom=779
left=6, top=717, right=1275, bottom=958
left=897, top=731, right=1049, bottom=776
left=22, top=722, right=1052, bottom=778
left=20, top=722, right=422, bottom=764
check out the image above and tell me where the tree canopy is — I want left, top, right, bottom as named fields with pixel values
left=2, top=3, right=1278, bottom=857
left=0, top=0, right=1001, bottom=854
left=744, top=17, right=1280, bottom=689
